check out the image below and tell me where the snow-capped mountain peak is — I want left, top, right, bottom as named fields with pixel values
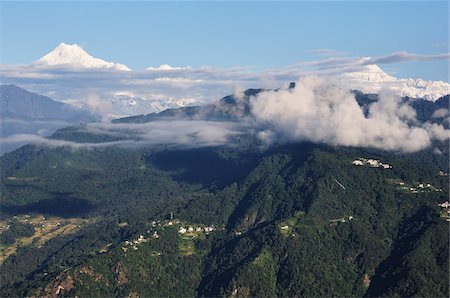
left=35, top=43, right=131, bottom=71
left=344, top=63, right=397, bottom=83
left=338, top=63, right=449, bottom=101
left=107, top=93, right=200, bottom=118
left=147, top=64, right=191, bottom=71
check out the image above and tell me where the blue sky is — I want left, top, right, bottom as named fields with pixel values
left=1, top=1, right=448, bottom=80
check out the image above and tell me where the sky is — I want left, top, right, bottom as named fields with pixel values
left=0, top=1, right=449, bottom=154
left=1, top=1, right=448, bottom=81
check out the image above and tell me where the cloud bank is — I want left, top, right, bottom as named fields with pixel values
left=2, top=76, right=448, bottom=154
left=1, top=49, right=448, bottom=119
left=1, top=49, right=449, bottom=154
left=363, top=51, right=450, bottom=65
left=0, top=120, right=243, bottom=151
left=250, top=77, right=449, bottom=152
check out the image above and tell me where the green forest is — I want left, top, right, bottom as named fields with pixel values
left=0, top=93, right=449, bottom=297
left=0, top=136, right=448, bottom=297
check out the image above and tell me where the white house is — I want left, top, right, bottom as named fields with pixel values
left=178, top=227, right=187, bottom=234
left=367, top=159, right=380, bottom=167
left=352, top=160, right=364, bottom=166
left=438, top=201, right=450, bottom=208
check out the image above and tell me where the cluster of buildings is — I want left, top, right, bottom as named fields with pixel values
left=388, top=178, right=443, bottom=193
left=150, top=218, right=217, bottom=235
left=121, top=230, right=160, bottom=252
left=178, top=225, right=215, bottom=234
left=352, top=158, right=392, bottom=169
left=120, top=217, right=218, bottom=253
left=409, top=182, right=442, bottom=193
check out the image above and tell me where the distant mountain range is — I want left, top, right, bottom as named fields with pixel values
left=2, top=82, right=448, bottom=155
left=0, top=84, right=97, bottom=154
left=338, top=64, right=450, bottom=101
left=31, top=43, right=450, bottom=102
left=107, top=93, right=201, bottom=119
left=114, top=85, right=449, bottom=126
left=34, top=43, right=189, bottom=72
left=113, top=88, right=263, bottom=124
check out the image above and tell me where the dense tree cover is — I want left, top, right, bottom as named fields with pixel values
left=0, top=134, right=448, bottom=297
left=0, top=222, right=34, bottom=245
left=367, top=206, right=449, bottom=297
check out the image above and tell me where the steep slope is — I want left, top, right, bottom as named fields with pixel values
left=113, top=88, right=264, bottom=124
left=367, top=206, right=449, bottom=297
left=0, top=84, right=98, bottom=154
left=0, top=139, right=448, bottom=297
left=0, top=84, right=94, bottom=121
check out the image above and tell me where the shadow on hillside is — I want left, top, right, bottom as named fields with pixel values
left=150, top=148, right=257, bottom=189
left=1, top=194, right=96, bottom=218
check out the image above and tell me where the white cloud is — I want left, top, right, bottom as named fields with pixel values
left=0, top=120, right=243, bottom=150
left=2, top=76, right=448, bottom=154
left=250, top=76, right=449, bottom=152
left=0, top=50, right=448, bottom=120
left=363, top=51, right=450, bottom=65
left=432, top=108, right=449, bottom=118
left=0, top=64, right=291, bottom=116
left=85, top=91, right=112, bottom=119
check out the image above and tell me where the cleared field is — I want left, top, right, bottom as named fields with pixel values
left=0, top=215, right=92, bottom=264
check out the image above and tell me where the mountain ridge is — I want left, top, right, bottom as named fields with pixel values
left=338, top=63, right=450, bottom=101
left=0, top=84, right=98, bottom=154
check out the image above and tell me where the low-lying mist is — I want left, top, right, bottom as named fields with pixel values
left=1, top=76, right=448, bottom=154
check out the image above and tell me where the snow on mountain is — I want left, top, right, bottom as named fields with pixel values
left=108, top=94, right=200, bottom=118
left=338, top=63, right=449, bottom=101
left=35, top=43, right=131, bottom=71
left=147, top=64, right=191, bottom=71
left=343, top=64, right=397, bottom=82
left=401, top=78, right=450, bottom=100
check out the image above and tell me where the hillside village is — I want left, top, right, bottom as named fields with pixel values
left=120, top=218, right=218, bottom=254
left=352, top=157, right=392, bottom=169
left=386, top=178, right=443, bottom=194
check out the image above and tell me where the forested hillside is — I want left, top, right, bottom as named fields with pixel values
left=0, top=136, right=448, bottom=297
